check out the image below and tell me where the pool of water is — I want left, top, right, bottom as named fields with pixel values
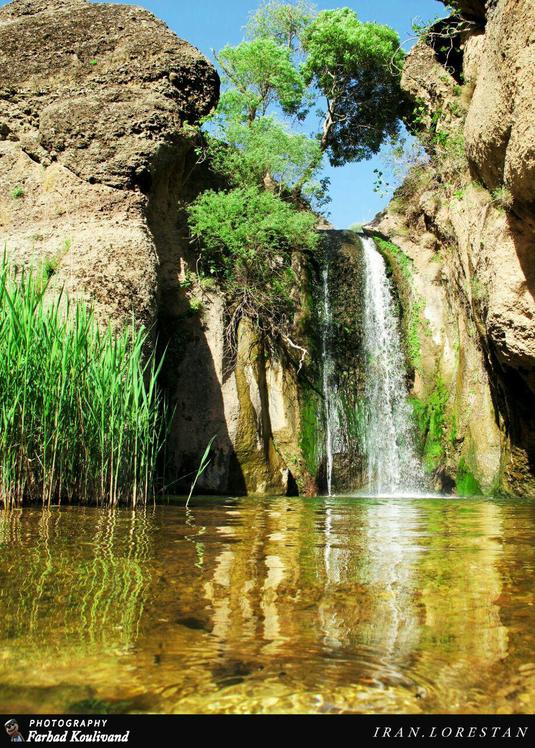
left=1, top=496, right=535, bottom=714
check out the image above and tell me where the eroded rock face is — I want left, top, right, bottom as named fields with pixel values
left=0, top=0, right=218, bottom=188
left=374, top=0, right=535, bottom=495
left=451, top=0, right=488, bottom=21
left=464, top=0, right=535, bottom=206
left=0, top=0, right=311, bottom=497
left=0, top=0, right=219, bottom=327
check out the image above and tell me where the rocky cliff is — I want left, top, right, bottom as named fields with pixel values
left=370, top=0, right=535, bottom=495
left=0, top=0, right=218, bottom=327
left=0, top=0, right=318, bottom=497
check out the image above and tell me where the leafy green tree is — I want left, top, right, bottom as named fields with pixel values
left=187, top=186, right=318, bottom=352
left=207, top=113, right=325, bottom=202
left=302, top=8, right=405, bottom=166
left=215, top=38, right=305, bottom=122
left=187, top=1, right=406, bottom=362
left=245, top=0, right=317, bottom=51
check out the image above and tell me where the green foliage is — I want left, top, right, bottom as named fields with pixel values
left=407, top=97, right=469, bottom=198
left=302, top=8, right=405, bottom=165
left=374, top=237, right=424, bottom=370
left=206, top=113, right=325, bottom=201
left=373, top=137, right=429, bottom=197
left=187, top=296, right=204, bottom=315
left=186, top=435, right=216, bottom=506
left=194, top=1, right=408, bottom=363
left=375, top=237, right=412, bottom=280
left=491, top=186, right=513, bottom=211
left=187, top=186, right=317, bottom=346
left=407, top=299, right=424, bottom=370
left=215, top=38, right=305, bottom=120
left=456, top=458, right=482, bottom=496
left=0, top=259, right=169, bottom=507
left=447, top=99, right=463, bottom=117
left=411, top=16, right=443, bottom=38
left=188, top=186, right=317, bottom=265
left=411, top=379, right=449, bottom=473
left=299, top=387, right=322, bottom=476
left=470, top=276, right=487, bottom=303
left=245, top=0, right=316, bottom=50
left=10, top=186, right=24, bottom=199
left=37, top=239, right=71, bottom=290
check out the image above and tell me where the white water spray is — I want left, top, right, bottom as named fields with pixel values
left=321, top=259, right=340, bottom=496
left=361, top=237, right=427, bottom=495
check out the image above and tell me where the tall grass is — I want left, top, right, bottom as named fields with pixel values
left=0, top=258, right=169, bottom=508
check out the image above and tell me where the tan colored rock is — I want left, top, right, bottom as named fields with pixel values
left=376, top=0, right=535, bottom=495
left=401, top=42, right=457, bottom=129
left=170, top=288, right=307, bottom=495
left=0, top=0, right=218, bottom=328
left=464, top=0, right=535, bottom=202
left=0, top=0, right=218, bottom=188
left=462, top=31, right=486, bottom=86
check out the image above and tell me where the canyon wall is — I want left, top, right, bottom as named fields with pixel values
left=370, top=0, right=535, bottom=495
left=0, top=0, right=315, bottom=497
left=4, top=0, right=534, bottom=498
left=0, top=0, right=218, bottom=328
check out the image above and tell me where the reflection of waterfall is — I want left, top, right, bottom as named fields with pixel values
left=321, top=256, right=341, bottom=496
left=361, top=237, right=426, bottom=495
left=361, top=500, right=421, bottom=662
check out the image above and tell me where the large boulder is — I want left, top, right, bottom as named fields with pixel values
left=0, top=0, right=219, bottom=327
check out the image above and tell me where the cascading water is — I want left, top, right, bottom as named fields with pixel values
left=321, top=255, right=340, bottom=496
left=360, top=236, right=426, bottom=495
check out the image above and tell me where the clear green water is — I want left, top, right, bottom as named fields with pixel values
left=1, top=496, right=535, bottom=714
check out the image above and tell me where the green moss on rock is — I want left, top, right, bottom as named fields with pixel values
left=455, top=459, right=482, bottom=496
left=299, top=386, right=323, bottom=477
left=411, top=378, right=449, bottom=473
left=372, top=236, right=425, bottom=372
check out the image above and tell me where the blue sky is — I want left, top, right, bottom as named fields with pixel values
left=110, top=0, right=446, bottom=227
left=2, top=0, right=446, bottom=226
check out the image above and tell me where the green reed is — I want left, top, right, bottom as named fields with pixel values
left=0, top=259, right=169, bottom=507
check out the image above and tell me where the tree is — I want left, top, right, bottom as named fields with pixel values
left=215, top=38, right=305, bottom=123
left=302, top=8, right=405, bottom=166
left=245, top=0, right=317, bottom=51
left=188, top=7, right=325, bottom=361
left=187, top=2, right=406, bottom=362
left=187, top=186, right=318, bottom=355
left=206, top=113, right=325, bottom=202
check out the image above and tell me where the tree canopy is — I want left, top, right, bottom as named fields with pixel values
left=245, top=0, right=316, bottom=51
left=187, top=186, right=318, bottom=353
left=215, top=38, right=305, bottom=122
left=207, top=114, right=324, bottom=199
left=302, top=8, right=405, bottom=166
left=186, top=1, right=405, bottom=359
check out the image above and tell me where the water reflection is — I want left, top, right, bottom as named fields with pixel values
left=0, top=497, right=534, bottom=713
left=0, top=509, right=153, bottom=658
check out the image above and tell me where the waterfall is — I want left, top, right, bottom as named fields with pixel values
left=361, top=236, right=426, bottom=495
left=321, top=257, right=339, bottom=496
